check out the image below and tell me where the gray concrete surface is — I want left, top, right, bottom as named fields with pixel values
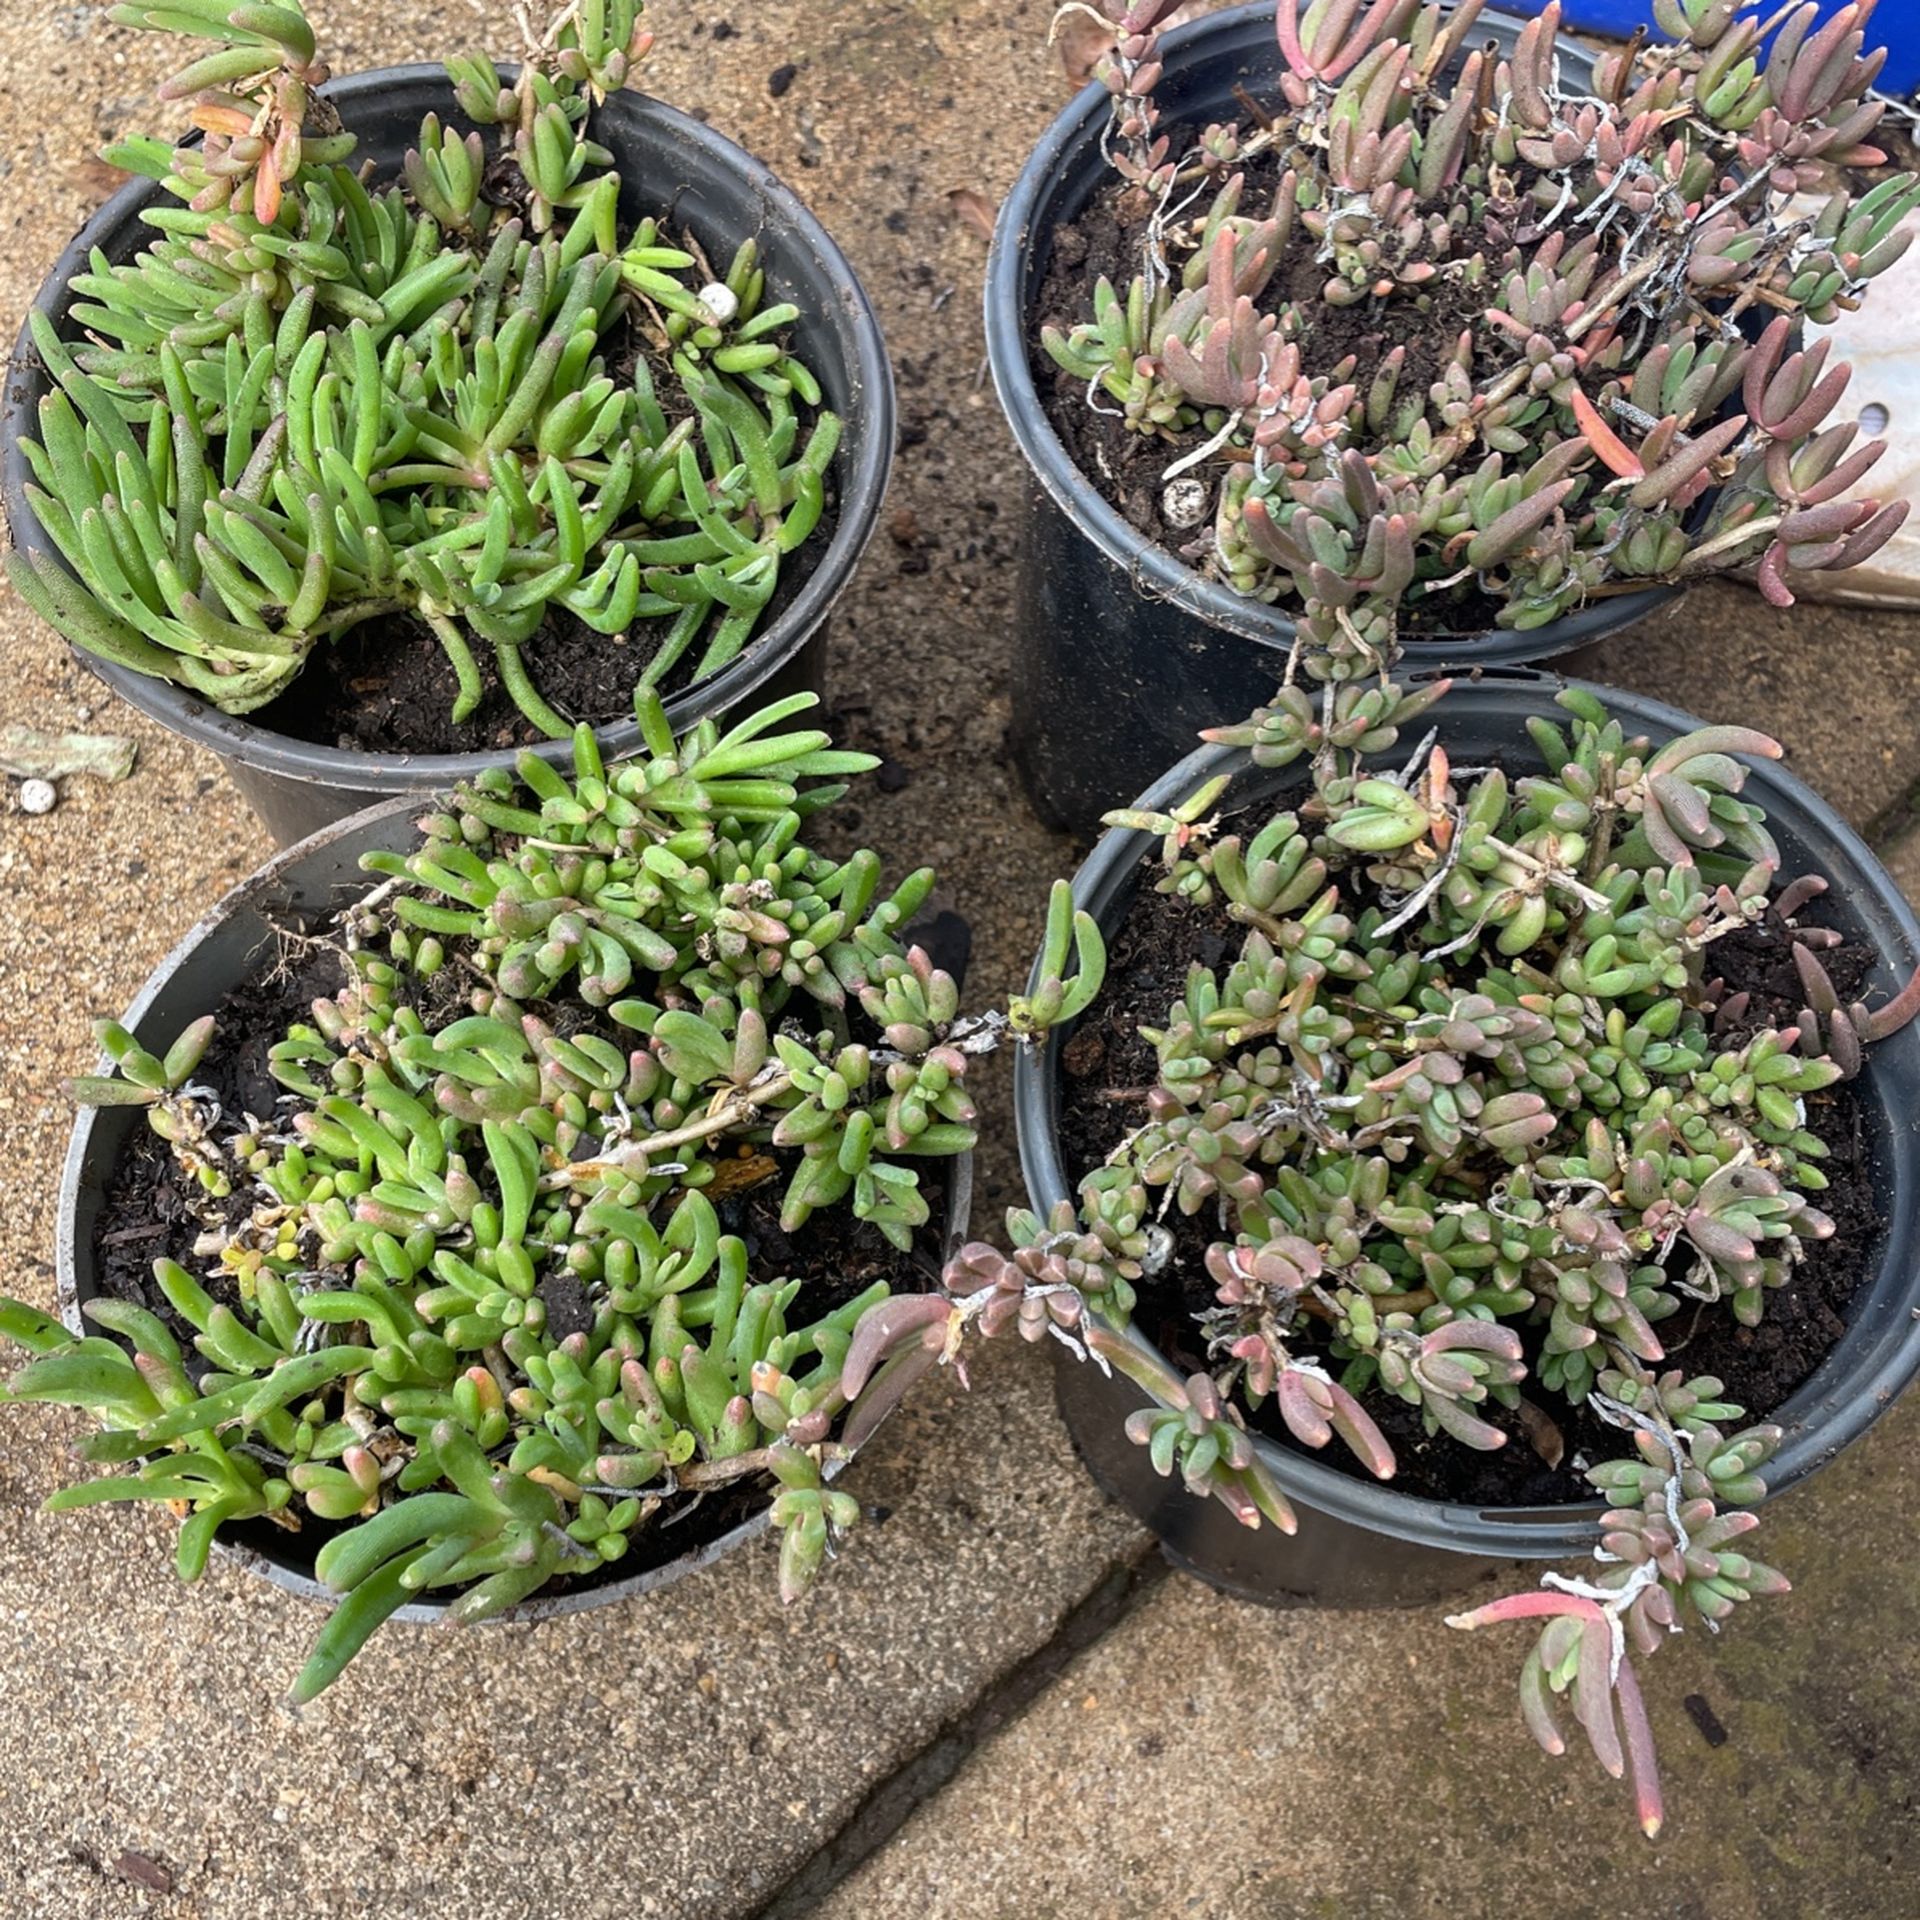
left=2, top=4, right=1920, bottom=1916
left=820, top=1392, right=1920, bottom=1920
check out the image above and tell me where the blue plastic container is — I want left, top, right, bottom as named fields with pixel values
left=1502, top=1, right=1920, bottom=97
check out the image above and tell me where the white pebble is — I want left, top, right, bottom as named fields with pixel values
left=697, top=281, right=740, bottom=325
left=1162, top=477, right=1211, bottom=530
left=18, top=779, right=57, bottom=815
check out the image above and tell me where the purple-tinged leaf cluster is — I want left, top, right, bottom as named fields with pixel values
left=1046, top=1, right=1918, bottom=677
left=947, top=676, right=1920, bottom=1831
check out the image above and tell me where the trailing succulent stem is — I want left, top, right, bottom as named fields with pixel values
left=0, top=692, right=997, bottom=1697
left=1048, top=1, right=1916, bottom=677
left=1009, top=879, right=1108, bottom=1041
left=943, top=672, right=1919, bottom=1831
left=9, top=2, right=839, bottom=734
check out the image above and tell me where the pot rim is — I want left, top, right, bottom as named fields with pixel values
left=981, top=0, right=1675, bottom=670
left=54, top=789, right=974, bottom=1621
left=1013, top=671, right=1920, bottom=1561
left=0, top=64, right=896, bottom=792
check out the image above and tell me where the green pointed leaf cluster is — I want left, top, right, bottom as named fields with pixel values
left=1, top=692, right=982, bottom=1698
left=12, top=2, right=839, bottom=736
left=1031, top=682, right=1862, bottom=1453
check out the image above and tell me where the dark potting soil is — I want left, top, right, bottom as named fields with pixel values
left=1028, top=154, right=1533, bottom=643
left=88, top=872, right=943, bottom=1592
left=248, top=484, right=837, bottom=757
left=1055, top=867, right=1879, bottom=1509
left=251, top=605, right=652, bottom=757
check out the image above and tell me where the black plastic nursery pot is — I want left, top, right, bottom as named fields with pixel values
left=985, top=3, right=1680, bottom=834
left=0, top=68, right=895, bottom=849
left=53, top=797, right=973, bottom=1625
left=1015, top=674, right=1920, bottom=1610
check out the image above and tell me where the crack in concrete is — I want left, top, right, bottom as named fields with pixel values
left=746, top=1543, right=1171, bottom=1919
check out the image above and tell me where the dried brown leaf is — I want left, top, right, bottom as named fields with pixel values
left=1516, top=1395, right=1566, bottom=1470
left=946, top=188, right=997, bottom=245
left=68, top=156, right=133, bottom=209
left=1056, top=3, right=1205, bottom=89
left=1055, top=8, right=1119, bottom=88
left=113, top=1851, right=172, bottom=1895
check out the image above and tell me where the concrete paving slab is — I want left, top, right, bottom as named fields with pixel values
left=1873, top=820, right=1920, bottom=910
left=820, top=1394, right=1920, bottom=1920
left=0, top=1331, right=1143, bottom=1917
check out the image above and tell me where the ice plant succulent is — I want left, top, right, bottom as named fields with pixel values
left=7, top=1, right=840, bottom=735
left=945, top=676, right=1920, bottom=1829
left=1045, top=1, right=1917, bottom=675
left=0, top=693, right=993, bottom=1697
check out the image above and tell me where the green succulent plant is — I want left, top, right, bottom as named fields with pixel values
left=0, top=692, right=991, bottom=1698
left=946, top=673, right=1920, bottom=1833
left=1049, top=1, right=1916, bottom=678
left=7, top=1, right=840, bottom=736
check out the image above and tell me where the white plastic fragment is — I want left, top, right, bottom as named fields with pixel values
left=1774, top=195, right=1920, bottom=606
